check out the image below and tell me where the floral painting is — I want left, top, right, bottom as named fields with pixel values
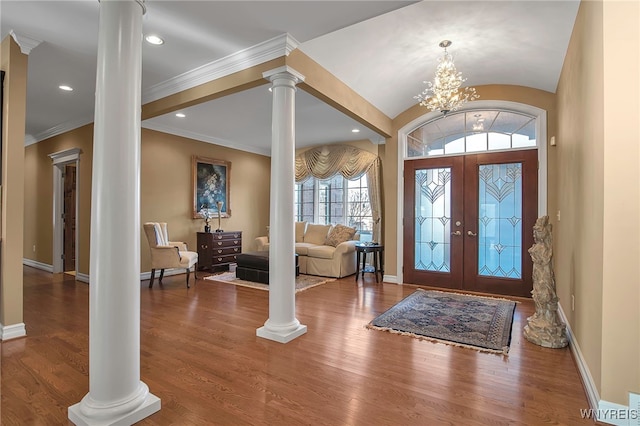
left=192, top=156, right=231, bottom=219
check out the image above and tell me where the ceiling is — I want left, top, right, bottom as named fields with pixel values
left=1, top=1, right=580, bottom=156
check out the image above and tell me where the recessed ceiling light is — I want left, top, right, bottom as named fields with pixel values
left=352, top=128, right=360, bottom=133
left=175, top=113, right=186, bottom=118
left=59, top=85, right=73, bottom=91
left=145, top=34, right=164, bottom=45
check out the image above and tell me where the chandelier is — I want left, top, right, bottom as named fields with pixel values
left=414, top=40, right=479, bottom=115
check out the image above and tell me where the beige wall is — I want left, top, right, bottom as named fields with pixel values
left=1, top=35, right=27, bottom=329
left=384, top=85, right=557, bottom=279
left=556, top=0, right=640, bottom=405
left=556, top=0, right=605, bottom=397
left=140, top=128, right=271, bottom=271
left=601, top=0, right=640, bottom=404
left=23, top=127, right=271, bottom=276
left=24, top=124, right=94, bottom=273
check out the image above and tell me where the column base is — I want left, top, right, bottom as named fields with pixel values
left=68, top=391, right=160, bottom=426
left=256, top=324, right=307, bottom=343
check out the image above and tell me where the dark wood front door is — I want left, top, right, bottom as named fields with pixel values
left=403, top=149, right=538, bottom=297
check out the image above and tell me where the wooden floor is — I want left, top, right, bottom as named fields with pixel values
left=2, top=266, right=596, bottom=425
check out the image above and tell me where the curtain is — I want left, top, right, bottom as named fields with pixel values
left=295, top=145, right=382, bottom=242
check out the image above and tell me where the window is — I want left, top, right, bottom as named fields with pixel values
left=295, top=175, right=373, bottom=242
left=407, top=110, right=537, bottom=158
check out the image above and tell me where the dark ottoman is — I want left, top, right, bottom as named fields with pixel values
left=235, top=251, right=299, bottom=284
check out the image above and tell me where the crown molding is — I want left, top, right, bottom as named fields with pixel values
left=142, top=122, right=270, bottom=157
left=25, top=33, right=299, bottom=147
left=369, top=135, right=386, bottom=144
left=142, top=33, right=299, bottom=104
left=10, top=30, right=42, bottom=55
left=26, top=115, right=94, bottom=146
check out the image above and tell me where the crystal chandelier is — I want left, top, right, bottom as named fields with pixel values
left=414, top=40, right=479, bottom=115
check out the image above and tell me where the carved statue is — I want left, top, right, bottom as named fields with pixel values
left=524, top=216, right=568, bottom=348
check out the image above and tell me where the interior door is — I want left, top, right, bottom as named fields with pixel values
left=404, top=149, right=537, bottom=297
left=63, top=164, right=77, bottom=272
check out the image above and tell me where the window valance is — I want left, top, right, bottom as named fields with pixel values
left=295, top=144, right=382, bottom=243
left=295, top=145, right=378, bottom=182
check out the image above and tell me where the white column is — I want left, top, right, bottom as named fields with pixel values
left=68, top=1, right=160, bottom=424
left=257, top=66, right=307, bottom=343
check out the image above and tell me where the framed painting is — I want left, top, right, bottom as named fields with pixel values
left=192, top=156, right=231, bottom=219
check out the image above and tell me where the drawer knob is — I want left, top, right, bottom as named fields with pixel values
left=217, top=242, right=223, bottom=246
left=200, top=244, right=208, bottom=249
left=217, top=257, right=223, bottom=261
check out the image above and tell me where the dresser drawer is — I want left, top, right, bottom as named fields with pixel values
left=211, top=246, right=241, bottom=256
left=210, top=239, right=241, bottom=249
left=212, top=254, right=238, bottom=265
left=211, top=232, right=242, bottom=241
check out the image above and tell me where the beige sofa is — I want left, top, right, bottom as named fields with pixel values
left=255, top=222, right=359, bottom=278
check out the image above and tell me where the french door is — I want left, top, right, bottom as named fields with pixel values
left=403, top=149, right=538, bottom=297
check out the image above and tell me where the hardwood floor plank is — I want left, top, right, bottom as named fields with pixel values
left=1, top=266, right=598, bottom=425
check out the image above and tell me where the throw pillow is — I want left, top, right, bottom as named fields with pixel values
left=304, top=223, right=332, bottom=245
left=324, top=224, right=357, bottom=247
left=295, top=221, right=307, bottom=243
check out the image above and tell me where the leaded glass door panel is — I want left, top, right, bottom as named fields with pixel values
left=463, top=150, right=537, bottom=297
left=403, top=156, right=464, bottom=288
left=404, top=149, right=537, bottom=297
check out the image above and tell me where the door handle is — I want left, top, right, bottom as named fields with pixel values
left=467, top=230, right=477, bottom=237
left=451, top=231, right=462, bottom=236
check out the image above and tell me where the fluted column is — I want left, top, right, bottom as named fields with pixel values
left=68, top=0, right=160, bottom=424
left=256, top=66, right=307, bottom=343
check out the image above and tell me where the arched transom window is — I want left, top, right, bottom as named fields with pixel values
left=407, top=110, right=537, bottom=158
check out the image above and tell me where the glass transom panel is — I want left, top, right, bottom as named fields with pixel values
left=407, top=110, right=536, bottom=158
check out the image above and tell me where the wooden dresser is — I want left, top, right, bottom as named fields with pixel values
left=197, top=231, right=242, bottom=272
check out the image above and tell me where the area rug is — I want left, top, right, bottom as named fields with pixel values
left=203, top=271, right=335, bottom=293
left=367, top=289, right=516, bottom=354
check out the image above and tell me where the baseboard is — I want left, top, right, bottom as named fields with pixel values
left=558, top=303, right=632, bottom=425
left=1, top=322, right=26, bottom=340
left=559, top=303, right=600, bottom=410
left=23, top=259, right=191, bottom=284
left=140, top=266, right=194, bottom=281
left=383, top=274, right=398, bottom=284
left=76, top=272, right=90, bottom=283
left=22, top=258, right=53, bottom=272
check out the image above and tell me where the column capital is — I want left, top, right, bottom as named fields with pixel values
left=262, top=66, right=305, bottom=85
left=98, top=0, right=147, bottom=14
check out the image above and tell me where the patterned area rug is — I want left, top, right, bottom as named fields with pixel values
left=203, top=271, right=335, bottom=293
left=367, top=289, right=516, bottom=354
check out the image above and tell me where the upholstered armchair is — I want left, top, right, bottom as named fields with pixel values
left=143, top=222, right=198, bottom=288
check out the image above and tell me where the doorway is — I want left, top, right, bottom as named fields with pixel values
left=403, top=149, right=537, bottom=297
left=63, top=164, right=77, bottom=274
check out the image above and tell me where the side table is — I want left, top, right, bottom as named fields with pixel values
left=355, top=243, right=384, bottom=283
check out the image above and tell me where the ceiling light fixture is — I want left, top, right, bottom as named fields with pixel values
left=145, top=34, right=164, bottom=45
left=414, top=40, right=479, bottom=115
left=351, top=128, right=360, bottom=133
left=175, top=113, right=186, bottom=118
left=59, top=85, right=73, bottom=91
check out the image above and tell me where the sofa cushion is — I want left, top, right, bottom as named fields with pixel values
left=304, top=223, right=331, bottom=245
left=295, top=242, right=316, bottom=256
left=325, top=224, right=357, bottom=247
left=295, top=221, right=307, bottom=243
left=307, top=245, right=335, bottom=259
